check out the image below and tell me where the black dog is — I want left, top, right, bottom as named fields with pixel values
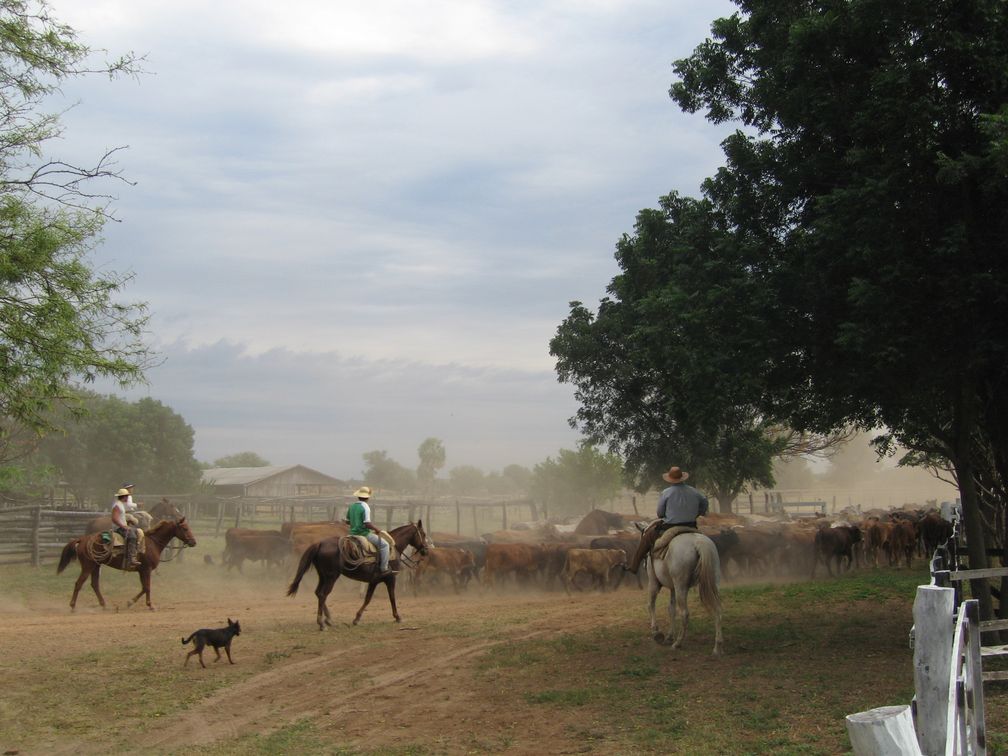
left=182, top=618, right=241, bottom=668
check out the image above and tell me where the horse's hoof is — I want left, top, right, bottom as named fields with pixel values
left=352, top=618, right=360, bottom=626
left=394, top=617, right=402, bottom=623
left=652, top=632, right=665, bottom=644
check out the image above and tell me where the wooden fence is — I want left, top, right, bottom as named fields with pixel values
left=0, top=505, right=103, bottom=566
left=847, top=512, right=992, bottom=755
left=0, top=496, right=541, bottom=565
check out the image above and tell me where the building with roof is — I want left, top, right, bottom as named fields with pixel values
left=201, top=465, right=344, bottom=498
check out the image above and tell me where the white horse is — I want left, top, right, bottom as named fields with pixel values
left=646, top=531, right=724, bottom=656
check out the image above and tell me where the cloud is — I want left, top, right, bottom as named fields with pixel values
left=48, top=0, right=738, bottom=474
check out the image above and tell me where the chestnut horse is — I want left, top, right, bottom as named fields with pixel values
left=287, top=520, right=429, bottom=629
left=57, top=517, right=197, bottom=611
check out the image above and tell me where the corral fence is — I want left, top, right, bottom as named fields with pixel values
left=847, top=511, right=1000, bottom=755
left=0, top=504, right=103, bottom=566
left=0, top=495, right=541, bottom=565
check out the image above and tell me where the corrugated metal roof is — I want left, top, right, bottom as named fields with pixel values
left=201, top=465, right=342, bottom=486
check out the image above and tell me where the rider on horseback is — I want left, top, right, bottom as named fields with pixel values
left=347, top=486, right=397, bottom=577
left=626, top=466, right=709, bottom=573
left=112, top=488, right=140, bottom=566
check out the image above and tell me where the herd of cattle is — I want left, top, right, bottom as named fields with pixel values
left=215, top=504, right=955, bottom=594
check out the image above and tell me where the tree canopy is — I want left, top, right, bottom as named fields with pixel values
left=530, top=446, right=624, bottom=518
left=0, top=1, right=150, bottom=454
left=212, top=451, right=270, bottom=468
left=34, top=392, right=202, bottom=502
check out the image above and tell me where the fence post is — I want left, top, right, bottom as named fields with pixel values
left=912, top=583, right=956, bottom=754
left=31, top=505, right=41, bottom=567
left=456, top=500, right=461, bottom=534
left=501, top=501, right=508, bottom=530
left=471, top=503, right=478, bottom=537
left=215, top=500, right=225, bottom=536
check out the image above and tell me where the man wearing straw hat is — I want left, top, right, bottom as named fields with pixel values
left=625, top=466, right=709, bottom=573
left=346, top=486, right=396, bottom=577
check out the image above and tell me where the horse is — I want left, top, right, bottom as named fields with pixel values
left=287, top=521, right=430, bottom=629
left=646, top=530, right=724, bottom=656
left=573, top=509, right=627, bottom=535
left=57, top=517, right=198, bottom=611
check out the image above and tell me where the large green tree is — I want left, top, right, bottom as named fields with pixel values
left=671, top=0, right=1008, bottom=613
left=361, top=450, right=415, bottom=493
left=0, top=1, right=149, bottom=455
left=35, top=392, right=202, bottom=503
left=551, top=193, right=834, bottom=511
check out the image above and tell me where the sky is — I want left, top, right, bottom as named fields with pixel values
left=45, top=0, right=738, bottom=479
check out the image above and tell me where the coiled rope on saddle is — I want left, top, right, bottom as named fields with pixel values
left=85, top=538, right=112, bottom=563
left=339, top=536, right=367, bottom=569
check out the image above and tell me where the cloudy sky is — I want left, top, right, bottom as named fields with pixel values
left=47, top=0, right=737, bottom=479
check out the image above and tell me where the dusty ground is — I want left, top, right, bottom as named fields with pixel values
left=0, top=548, right=1000, bottom=755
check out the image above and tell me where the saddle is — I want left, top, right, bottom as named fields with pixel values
left=102, top=529, right=146, bottom=562
left=653, top=526, right=699, bottom=561
left=345, top=532, right=397, bottom=564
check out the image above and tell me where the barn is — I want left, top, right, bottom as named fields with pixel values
left=201, top=465, right=344, bottom=498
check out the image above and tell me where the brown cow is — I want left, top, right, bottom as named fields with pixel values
left=413, top=546, right=476, bottom=594
left=482, top=543, right=545, bottom=589
left=223, top=528, right=290, bottom=572
left=811, top=525, right=862, bottom=577
left=560, top=548, right=626, bottom=594
left=861, top=519, right=893, bottom=568
left=286, top=522, right=349, bottom=556
left=590, top=533, right=643, bottom=588
left=884, top=519, right=917, bottom=569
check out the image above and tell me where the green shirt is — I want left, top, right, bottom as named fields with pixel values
left=347, top=500, right=371, bottom=536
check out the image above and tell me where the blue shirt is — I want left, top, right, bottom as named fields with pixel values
left=657, top=483, right=709, bottom=524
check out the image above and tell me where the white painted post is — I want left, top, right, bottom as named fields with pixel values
left=846, top=705, right=923, bottom=755
left=913, top=584, right=956, bottom=755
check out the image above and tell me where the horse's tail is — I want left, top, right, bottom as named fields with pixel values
left=287, top=542, right=321, bottom=596
left=694, top=537, right=721, bottom=613
left=56, top=539, right=80, bottom=574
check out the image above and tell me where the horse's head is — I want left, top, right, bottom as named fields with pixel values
left=413, top=519, right=430, bottom=557
left=172, top=516, right=198, bottom=547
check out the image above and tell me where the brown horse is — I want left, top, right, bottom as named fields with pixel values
left=287, top=521, right=429, bottom=629
left=57, top=517, right=197, bottom=611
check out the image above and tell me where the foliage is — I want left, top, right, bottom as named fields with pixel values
left=0, top=1, right=149, bottom=453
left=33, top=391, right=202, bottom=502
left=530, top=446, right=623, bottom=517
left=212, top=451, right=270, bottom=468
left=484, top=464, right=533, bottom=497
left=669, top=0, right=1008, bottom=599
left=551, top=194, right=791, bottom=511
left=361, top=450, right=415, bottom=493
left=448, top=465, right=485, bottom=496
left=416, top=437, right=445, bottom=496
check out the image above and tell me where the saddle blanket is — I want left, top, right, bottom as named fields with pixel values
left=348, top=532, right=398, bottom=562
left=653, top=526, right=699, bottom=561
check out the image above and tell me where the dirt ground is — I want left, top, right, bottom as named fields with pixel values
left=0, top=551, right=985, bottom=755
left=0, top=560, right=672, bottom=755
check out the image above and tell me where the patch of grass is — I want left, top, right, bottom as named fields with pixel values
left=524, top=688, right=593, bottom=706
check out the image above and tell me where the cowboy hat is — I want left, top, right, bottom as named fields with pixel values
left=116, top=488, right=130, bottom=497
left=662, top=466, right=689, bottom=484
left=353, top=486, right=372, bottom=499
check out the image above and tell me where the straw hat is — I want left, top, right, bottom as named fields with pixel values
left=116, top=488, right=130, bottom=497
left=662, top=466, right=689, bottom=484
left=353, top=486, right=372, bottom=499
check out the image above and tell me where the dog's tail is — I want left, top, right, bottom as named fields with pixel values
left=181, top=633, right=195, bottom=645
left=287, top=542, right=321, bottom=597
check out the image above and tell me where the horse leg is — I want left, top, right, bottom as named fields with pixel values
left=668, top=578, right=689, bottom=650
left=127, top=569, right=154, bottom=610
left=314, top=575, right=337, bottom=630
left=386, top=577, right=401, bottom=623
left=353, top=582, right=379, bottom=625
left=647, top=566, right=663, bottom=643
left=88, top=566, right=107, bottom=609
left=71, top=562, right=94, bottom=610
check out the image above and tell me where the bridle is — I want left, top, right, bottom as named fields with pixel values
left=398, top=524, right=429, bottom=569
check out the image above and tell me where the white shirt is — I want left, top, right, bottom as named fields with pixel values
left=125, top=494, right=137, bottom=512
left=112, top=500, right=127, bottom=526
